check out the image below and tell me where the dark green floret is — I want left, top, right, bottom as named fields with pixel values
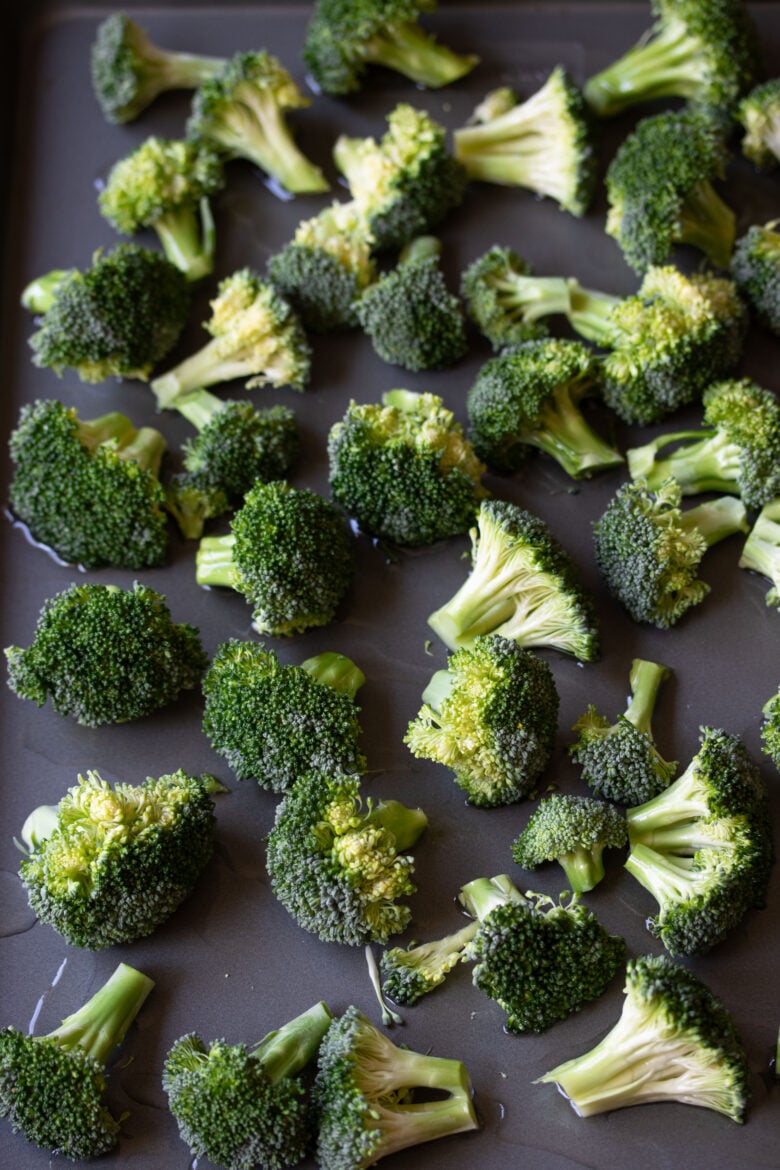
left=453, top=67, right=597, bottom=216
left=5, top=581, right=207, bottom=726
left=380, top=918, right=481, bottom=1006
left=570, top=657, right=677, bottom=804
left=739, top=498, right=780, bottom=608
left=760, top=683, right=780, bottom=769
left=187, top=50, right=328, bottom=194
left=18, top=770, right=218, bottom=949
left=196, top=481, right=354, bottom=637
left=459, top=245, right=571, bottom=351
left=537, top=953, right=750, bottom=1121
left=0, top=962, right=154, bottom=1160
left=327, top=389, right=488, bottom=547
left=23, top=244, right=191, bottom=383
left=163, top=1001, right=333, bottom=1170
left=738, top=78, right=780, bottom=169
left=730, top=222, right=780, bottom=334
left=625, top=726, right=773, bottom=955
left=202, top=640, right=366, bottom=792
left=313, top=1004, right=479, bottom=1170
left=428, top=499, right=599, bottom=661
left=266, top=771, right=428, bottom=946
left=592, top=477, right=749, bottom=628
left=90, top=12, right=226, bottom=124
left=512, top=793, right=628, bottom=893
left=302, top=0, right=479, bottom=96
left=404, top=634, right=559, bottom=807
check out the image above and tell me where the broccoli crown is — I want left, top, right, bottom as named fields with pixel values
left=302, top=0, right=479, bottom=95
left=8, top=398, right=169, bottom=569
left=327, top=389, right=488, bottom=547
left=165, top=469, right=229, bottom=541
left=19, top=770, right=216, bottom=949
left=202, top=640, right=366, bottom=791
left=26, top=244, right=191, bottom=383
left=5, top=581, right=207, bottom=726
left=453, top=66, right=597, bottom=216
left=738, top=77, right=780, bottom=169
left=511, top=793, right=628, bottom=893
left=605, top=108, right=735, bottom=273
left=404, top=634, right=559, bottom=807
left=333, top=103, right=467, bottom=252
left=730, top=222, right=780, bottom=334
left=428, top=498, right=600, bottom=661
left=265, top=771, right=427, bottom=946
left=459, top=245, right=571, bottom=351
left=761, top=683, right=780, bottom=769
left=380, top=919, right=480, bottom=1006
left=537, top=952, right=750, bottom=1121
left=312, top=1005, right=479, bottom=1170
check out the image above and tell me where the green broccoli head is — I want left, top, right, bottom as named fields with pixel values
left=511, top=793, right=628, bottom=893
left=740, top=498, right=780, bottom=608
left=459, top=245, right=571, bottom=351
left=5, top=581, right=207, bottom=726
left=730, top=221, right=780, bottom=334
left=327, top=389, right=488, bottom=547
left=380, top=919, right=480, bottom=1006
left=738, top=77, right=780, bottom=170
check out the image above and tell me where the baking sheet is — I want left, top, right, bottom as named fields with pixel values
left=1, top=3, right=780, bottom=1168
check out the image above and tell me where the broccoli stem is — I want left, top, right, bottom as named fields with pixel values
left=626, top=766, right=714, bottom=844
left=739, top=500, right=780, bottom=604
left=583, top=19, right=705, bottom=116
left=490, top=273, right=574, bottom=325
left=559, top=845, right=609, bottom=894
left=151, top=341, right=262, bottom=408
left=251, top=1001, right=332, bottom=1082
left=628, top=429, right=742, bottom=496
left=364, top=800, right=428, bottom=852
left=46, top=962, right=155, bottom=1066
left=399, top=236, right=442, bottom=265
left=170, top=387, right=225, bottom=430
left=77, top=412, right=167, bottom=475
left=154, top=197, right=216, bottom=282
left=677, top=181, right=735, bottom=270
left=20, top=803, right=59, bottom=852
left=459, top=874, right=525, bottom=920
left=196, top=532, right=241, bottom=589
left=625, top=658, right=670, bottom=738
left=301, top=652, right=366, bottom=700
left=526, top=383, right=625, bottom=478
left=679, top=496, right=748, bottom=548
left=366, top=1048, right=478, bottom=1154
left=20, top=269, right=72, bottom=313
left=565, top=282, right=622, bottom=344
left=360, top=23, right=478, bottom=88
left=623, top=841, right=704, bottom=906
left=219, top=93, right=328, bottom=194
left=148, top=49, right=227, bottom=90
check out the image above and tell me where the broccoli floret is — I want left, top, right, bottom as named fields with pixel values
left=90, top=12, right=226, bottom=124
left=593, top=477, right=749, bottom=628
left=466, top=338, right=624, bottom=479
left=626, top=378, right=780, bottom=509
left=537, top=953, right=750, bottom=1121
left=738, top=78, right=780, bottom=169
left=187, top=50, right=328, bottom=194
left=730, top=221, right=780, bottom=334
left=583, top=0, right=761, bottom=120
left=570, top=657, right=677, bottom=804
left=739, top=497, right=780, bottom=607
left=605, top=108, right=735, bottom=273
left=22, top=244, right=191, bottom=383
left=196, top=481, right=354, bottom=636
left=302, top=0, right=479, bottom=95
left=98, top=136, right=224, bottom=281
left=624, top=726, right=773, bottom=955
left=18, top=770, right=218, bottom=949
left=0, top=962, right=154, bottom=1159
left=761, top=683, right=780, bottom=769
left=150, top=269, right=311, bottom=407
left=333, top=103, right=467, bottom=252
left=163, top=1001, right=333, bottom=1170
left=404, top=634, right=559, bottom=807
left=380, top=919, right=481, bottom=1006
left=459, top=245, right=572, bottom=351
left=427, top=499, right=599, bottom=661
left=266, top=772, right=428, bottom=946
left=313, top=1004, right=479, bottom=1170
left=202, top=640, right=366, bottom=792
left=327, top=389, right=488, bottom=547
left=165, top=388, right=300, bottom=539
left=511, top=794, right=628, bottom=893
left=8, top=398, right=169, bottom=568
left=354, top=236, right=468, bottom=371
left=5, top=581, right=207, bottom=726
left=453, top=67, right=597, bottom=216
left=268, top=202, right=377, bottom=333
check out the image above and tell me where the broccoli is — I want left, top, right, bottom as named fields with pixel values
left=739, top=497, right=780, bottom=607
left=98, top=136, right=224, bottom=281
left=403, top=634, right=559, bottom=808
left=354, top=236, right=468, bottom=371
left=18, top=770, right=219, bottom=949
left=163, top=1001, right=333, bottom=1170
left=738, top=78, right=780, bottom=169
left=760, top=683, right=780, bottom=770
left=196, top=481, right=354, bottom=636
left=427, top=499, right=599, bottom=661
left=466, top=338, right=624, bottom=479
left=452, top=67, right=597, bottom=217
left=582, top=0, right=761, bottom=120
left=0, top=961, right=154, bottom=1159
left=164, top=388, right=300, bottom=539
left=22, top=244, right=191, bottom=383
left=605, top=108, right=735, bottom=273
left=537, top=953, right=750, bottom=1121
left=624, top=726, right=773, bottom=955
left=569, top=657, right=678, bottom=805
left=327, top=389, right=488, bottom=547
left=512, top=794, right=628, bottom=893
left=592, top=477, right=749, bottom=628
left=90, top=12, right=226, bottom=124
left=302, top=0, right=479, bottom=96
left=5, top=581, right=207, bottom=726
left=266, top=770, right=427, bottom=946
left=332, top=103, right=467, bottom=252
left=730, top=221, right=780, bottom=334
left=380, top=918, right=482, bottom=1006
left=459, top=245, right=572, bottom=352
left=268, top=202, right=377, bottom=333
left=202, top=640, right=366, bottom=792
left=312, top=1004, right=479, bottom=1170
left=626, top=378, right=780, bottom=509
left=149, top=268, right=311, bottom=407
left=8, top=398, right=169, bottom=569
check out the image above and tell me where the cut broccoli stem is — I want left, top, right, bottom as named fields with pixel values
left=154, top=197, right=216, bottom=282
left=677, top=182, right=736, bottom=270
left=47, top=962, right=155, bottom=1066
left=458, top=873, right=527, bottom=919
left=251, top=1001, right=333, bottom=1082
left=739, top=499, right=780, bottom=605
left=21, top=270, right=71, bottom=313
left=19, top=803, right=59, bottom=852
left=524, top=381, right=625, bottom=479
left=679, top=496, right=748, bottom=547
left=625, top=658, right=670, bottom=738
left=150, top=341, right=270, bottom=407
left=566, top=283, right=622, bottom=344
left=170, top=386, right=225, bottom=430
left=399, top=235, right=442, bottom=264
left=358, top=1046, right=477, bottom=1146
left=358, top=22, right=478, bottom=88
left=489, top=273, right=573, bottom=325
left=628, top=429, right=742, bottom=495
left=75, top=411, right=167, bottom=476
left=624, top=841, right=709, bottom=903
left=363, top=800, right=429, bottom=853
left=227, top=99, right=328, bottom=195
left=301, top=651, right=366, bottom=700
left=196, top=532, right=241, bottom=589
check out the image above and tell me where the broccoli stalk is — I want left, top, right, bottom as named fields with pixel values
left=511, top=793, right=628, bottom=893
left=380, top=920, right=480, bottom=1006
left=739, top=498, right=780, bottom=606
left=459, top=245, right=573, bottom=351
